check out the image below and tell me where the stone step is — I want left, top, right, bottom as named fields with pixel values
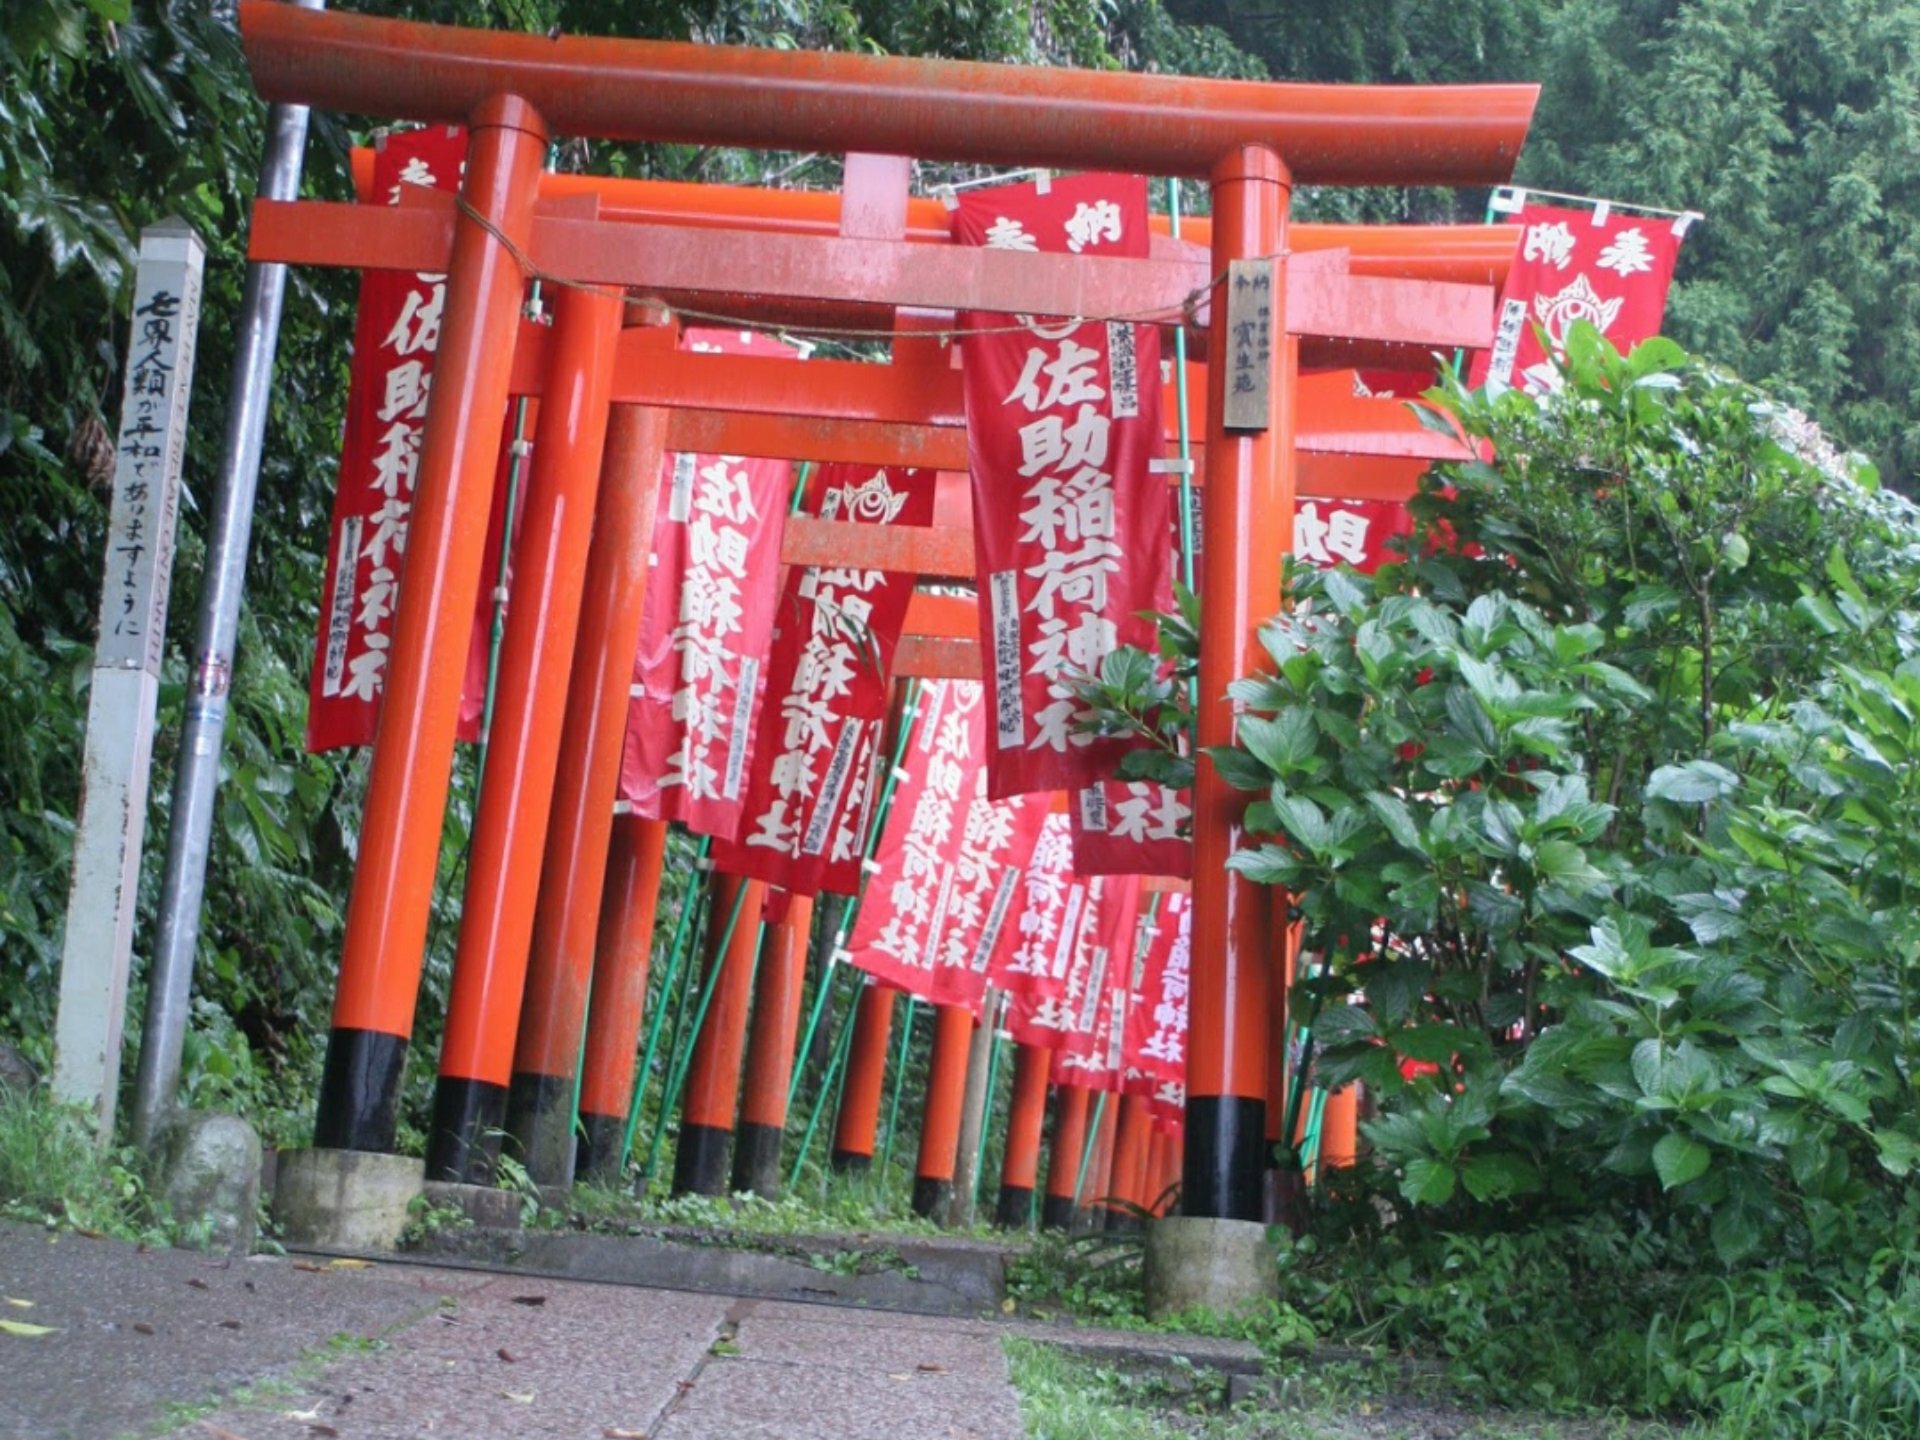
left=315, top=1219, right=1019, bottom=1318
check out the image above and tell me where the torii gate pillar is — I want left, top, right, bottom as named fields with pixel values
left=314, top=95, right=547, bottom=1153
left=1186, top=145, right=1294, bottom=1221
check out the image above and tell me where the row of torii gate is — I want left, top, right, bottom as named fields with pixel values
left=234, top=2, right=1536, bottom=1229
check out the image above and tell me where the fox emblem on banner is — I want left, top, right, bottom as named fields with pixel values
left=1470, top=200, right=1687, bottom=397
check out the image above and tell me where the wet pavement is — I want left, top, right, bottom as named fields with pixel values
left=0, top=1221, right=1027, bottom=1440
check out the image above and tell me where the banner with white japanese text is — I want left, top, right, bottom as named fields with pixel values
left=954, top=174, right=1175, bottom=800
left=989, top=811, right=1087, bottom=997
left=1070, top=779, right=1191, bottom=878
left=922, top=775, right=1051, bottom=1013
left=1122, top=890, right=1189, bottom=1100
left=617, top=329, right=799, bottom=838
left=841, top=680, right=986, bottom=999
left=1469, top=202, right=1684, bottom=397
left=1006, top=873, right=1141, bottom=1072
left=710, top=464, right=935, bottom=895
left=307, top=125, right=482, bottom=752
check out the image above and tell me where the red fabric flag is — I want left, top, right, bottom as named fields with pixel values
left=1122, top=890, right=1190, bottom=1096
left=1070, top=778, right=1192, bottom=879
left=308, top=125, right=485, bottom=752
left=922, top=778, right=1051, bottom=1013
left=842, top=680, right=987, bottom=1000
left=953, top=174, right=1175, bottom=800
left=1469, top=201, right=1684, bottom=397
left=709, top=464, right=935, bottom=895
left=1294, top=496, right=1414, bottom=575
left=990, top=812, right=1086, bottom=997
left=617, top=330, right=799, bottom=840
left=1006, top=873, right=1141, bottom=1068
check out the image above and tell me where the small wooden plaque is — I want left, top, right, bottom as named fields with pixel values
left=1222, top=257, right=1275, bottom=431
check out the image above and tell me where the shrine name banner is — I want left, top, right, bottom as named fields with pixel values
left=1071, top=778, right=1192, bottom=878
left=710, top=463, right=935, bottom=895
left=923, top=772, right=1050, bottom=1013
left=953, top=173, right=1175, bottom=800
left=1122, top=891, right=1190, bottom=1100
left=990, top=811, right=1086, bottom=996
left=1008, top=873, right=1142, bottom=1077
left=618, top=329, right=799, bottom=840
left=308, top=125, right=476, bottom=752
left=841, top=680, right=987, bottom=1000
left=1469, top=201, right=1684, bottom=397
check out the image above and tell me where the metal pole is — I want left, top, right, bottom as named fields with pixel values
left=131, top=5, right=323, bottom=1152
left=969, top=1003, right=1005, bottom=1210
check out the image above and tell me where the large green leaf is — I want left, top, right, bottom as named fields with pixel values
left=1652, top=1131, right=1711, bottom=1190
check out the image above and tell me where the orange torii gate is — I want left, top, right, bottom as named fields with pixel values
left=236, top=0, right=1534, bottom=1229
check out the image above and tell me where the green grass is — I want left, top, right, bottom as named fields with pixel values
left=0, top=1085, right=178, bottom=1243
left=1004, top=1337, right=1694, bottom=1440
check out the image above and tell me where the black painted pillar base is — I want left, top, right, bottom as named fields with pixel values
left=830, top=1148, right=873, bottom=1174
left=1040, top=1194, right=1078, bottom=1232
left=672, top=1122, right=733, bottom=1197
left=426, top=1075, right=509, bottom=1185
left=911, top=1175, right=952, bottom=1221
left=313, top=1027, right=409, bottom=1154
left=1182, top=1094, right=1268, bottom=1221
left=575, top=1111, right=628, bottom=1186
left=1103, top=1210, right=1146, bottom=1235
left=504, top=1070, right=576, bottom=1191
left=730, top=1121, right=784, bottom=1198
left=994, top=1184, right=1033, bottom=1230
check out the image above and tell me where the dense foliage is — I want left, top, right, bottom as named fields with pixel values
left=1080, top=327, right=1920, bottom=1432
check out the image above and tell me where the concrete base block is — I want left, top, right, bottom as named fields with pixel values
left=1143, top=1215, right=1279, bottom=1320
left=273, top=1147, right=423, bottom=1252
left=422, top=1180, right=523, bottom=1231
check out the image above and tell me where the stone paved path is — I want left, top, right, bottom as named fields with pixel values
left=0, top=1222, right=1026, bottom=1440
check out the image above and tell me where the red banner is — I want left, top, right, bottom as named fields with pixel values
left=709, top=464, right=935, bottom=894
left=1006, top=873, right=1141, bottom=1070
left=1294, top=496, right=1414, bottom=575
left=954, top=174, right=1175, bottom=800
left=990, top=812, right=1085, bottom=997
left=842, top=680, right=986, bottom=999
left=1470, top=201, right=1684, bottom=397
left=618, top=330, right=799, bottom=839
left=308, top=125, right=479, bottom=752
left=1070, top=778, right=1192, bottom=878
left=923, top=778, right=1051, bottom=1013
left=1122, top=890, right=1190, bottom=1094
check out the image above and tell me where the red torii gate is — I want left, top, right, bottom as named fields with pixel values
left=237, top=0, right=1534, bottom=1225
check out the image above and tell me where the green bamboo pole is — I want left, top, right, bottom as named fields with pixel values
left=877, top=994, right=918, bottom=1175
left=1166, top=179, right=1198, bottom=599
left=1300, top=1085, right=1329, bottom=1178
left=1072, top=1091, right=1109, bottom=1208
left=786, top=679, right=924, bottom=1109
left=616, top=834, right=712, bottom=1171
left=640, top=874, right=752, bottom=1180
left=788, top=986, right=861, bottom=1188
left=970, top=994, right=1006, bottom=1209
